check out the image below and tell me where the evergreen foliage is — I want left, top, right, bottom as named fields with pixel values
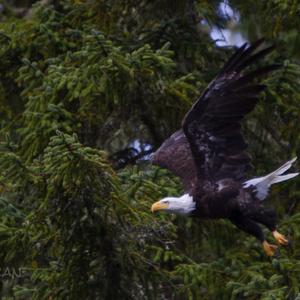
left=0, top=0, right=299, bottom=299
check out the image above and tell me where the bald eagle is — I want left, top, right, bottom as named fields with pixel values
left=150, top=39, right=298, bottom=256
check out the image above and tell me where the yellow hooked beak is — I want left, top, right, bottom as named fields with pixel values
left=151, top=201, right=169, bottom=213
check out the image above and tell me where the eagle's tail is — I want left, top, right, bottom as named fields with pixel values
left=243, top=157, right=298, bottom=200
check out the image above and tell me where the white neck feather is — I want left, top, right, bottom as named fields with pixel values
left=162, top=194, right=195, bottom=216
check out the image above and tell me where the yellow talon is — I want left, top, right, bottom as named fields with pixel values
left=273, top=230, right=289, bottom=245
left=263, top=240, right=278, bottom=256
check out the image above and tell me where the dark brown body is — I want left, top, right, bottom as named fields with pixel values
left=192, top=179, right=277, bottom=242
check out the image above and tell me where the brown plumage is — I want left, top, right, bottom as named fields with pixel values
left=151, top=39, right=298, bottom=256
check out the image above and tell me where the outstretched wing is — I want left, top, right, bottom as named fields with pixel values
left=151, top=130, right=197, bottom=192
left=182, top=38, right=278, bottom=182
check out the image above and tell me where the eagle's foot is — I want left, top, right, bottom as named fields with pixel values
left=262, top=240, right=278, bottom=256
left=272, top=230, right=288, bottom=245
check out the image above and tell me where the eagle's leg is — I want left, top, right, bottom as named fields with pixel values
left=247, top=207, right=289, bottom=246
left=230, top=217, right=278, bottom=256
left=262, top=241, right=278, bottom=256
left=272, top=230, right=289, bottom=245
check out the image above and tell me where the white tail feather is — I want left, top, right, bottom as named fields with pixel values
left=268, top=157, right=297, bottom=177
left=244, top=157, right=298, bottom=200
left=271, top=172, right=299, bottom=184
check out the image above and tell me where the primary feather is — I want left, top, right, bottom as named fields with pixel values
left=152, top=38, right=279, bottom=187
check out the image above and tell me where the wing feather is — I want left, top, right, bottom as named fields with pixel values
left=151, top=39, right=278, bottom=189
left=182, top=40, right=278, bottom=181
left=151, top=130, right=197, bottom=191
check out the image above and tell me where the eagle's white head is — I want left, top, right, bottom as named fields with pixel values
left=151, top=194, right=196, bottom=216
